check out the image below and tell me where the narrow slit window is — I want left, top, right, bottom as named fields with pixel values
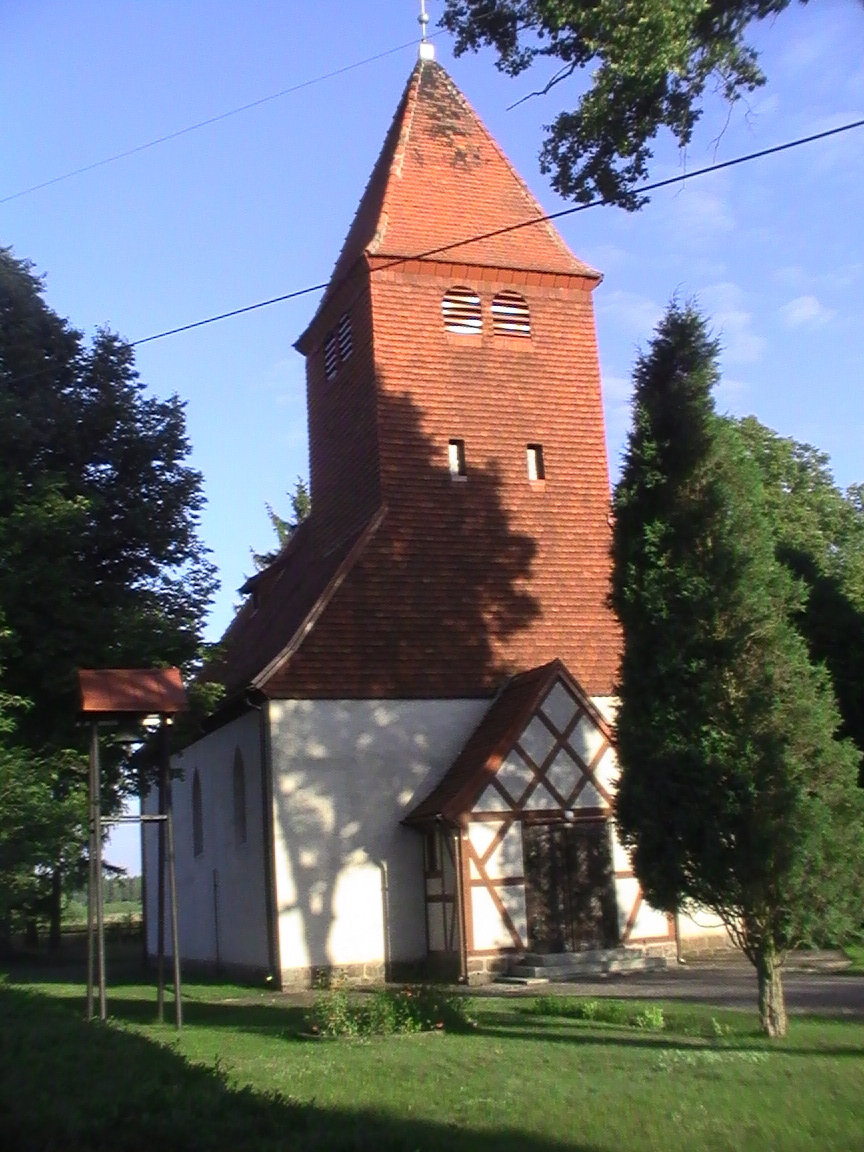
left=527, top=443, right=545, bottom=482
left=323, top=333, right=339, bottom=381
left=448, top=438, right=466, bottom=479
left=442, top=286, right=482, bottom=335
left=337, top=312, right=352, bottom=363
left=492, top=290, right=531, bottom=337
left=192, top=769, right=204, bottom=858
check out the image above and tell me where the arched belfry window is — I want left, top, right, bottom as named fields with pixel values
left=492, top=290, right=531, bottom=338
left=233, top=748, right=247, bottom=848
left=192, top=769, right=204, bottom=858
left=442, top=286, right=482, bottom=335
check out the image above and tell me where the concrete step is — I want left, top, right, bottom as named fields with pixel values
left=498, top=947, right=670, bottom=984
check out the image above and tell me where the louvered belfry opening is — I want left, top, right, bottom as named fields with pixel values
left=442, top=286, right=482, bottom=335
left=323, top=333, right=339, bottom=381
left=492, top=290, right=531, bottom=337
left=337, top=312, right=352, bottom=362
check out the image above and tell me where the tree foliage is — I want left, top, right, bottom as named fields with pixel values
left=441, top=0, right=799, bottom=208
left=0, top=675, right=84, bottom=922
left=611, top=301, right=864, bottom=1035
left=0, top=248, right=217, bottom=751
left=0, top=248, right=217, bottom=925
left=735, top=417, right=864, bottom=779
left=251, top=476, right=311, bottom=572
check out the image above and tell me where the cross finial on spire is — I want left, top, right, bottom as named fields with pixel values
left=418, top=0, right=435, bottom=60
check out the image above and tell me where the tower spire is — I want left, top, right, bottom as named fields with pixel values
left=418, top=0, right=434, bottom=60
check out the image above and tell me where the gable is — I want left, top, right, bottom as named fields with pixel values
left=405, top=660, right=615, bottom=824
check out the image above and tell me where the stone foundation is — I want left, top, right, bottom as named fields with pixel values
left=679, top=932, right=738, bottom=961
left=465, top=955, right=513, bottom=986
left=279, top=959, right=431, bottom=991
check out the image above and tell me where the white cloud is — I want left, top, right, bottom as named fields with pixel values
left=699, top=282, right=767, bottom=365
left=596, top=289, right=663, bottom=337
left=779, top=294, right=836, bottom=328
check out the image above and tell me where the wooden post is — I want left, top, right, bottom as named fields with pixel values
left=86, top=722, right=97, bottom=1021
left=166, top=795, right=183, bottom=1030
left=91, top=723, right=107, bottom=1021
left=156, top=745, right=167, bottom=1024
left=454, top=825, right=469, bottom=985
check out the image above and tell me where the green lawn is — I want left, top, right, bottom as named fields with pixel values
left=1, top=968, right=862, bottom=1151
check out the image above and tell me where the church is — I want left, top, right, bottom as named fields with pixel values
left=143, top=43, right=724, bottom=987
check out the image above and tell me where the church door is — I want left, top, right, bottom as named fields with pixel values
left=523, top=820, right=618, bottom=953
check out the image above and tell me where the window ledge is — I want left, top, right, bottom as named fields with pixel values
left=529, top=479, right=546, bottom=492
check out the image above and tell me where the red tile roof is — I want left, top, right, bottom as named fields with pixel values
left=303, top=59, right=598, bottom=341
left=404, top=660, right=613, bottom=824
left=206, top=59, right=621, bottom=709
left=78, top=668, right=188, bottom=716
left=210, top=510, right=385, bottom=700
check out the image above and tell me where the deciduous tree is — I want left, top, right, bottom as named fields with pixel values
left=611, top=301, right=864, bottom=1035
left=442, top=0, right=810, bottom=208
left=0, top=248, right=217, bottom=938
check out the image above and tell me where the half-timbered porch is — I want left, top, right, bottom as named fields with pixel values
left=405, top=660, right=675, bottom=981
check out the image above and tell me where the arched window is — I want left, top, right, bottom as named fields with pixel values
left=192, top=769, right=204, bottom=858
left=232, top=748, right=247, bottom=848
left=442, top=286, right=482, bottom=335
left=491, top=290, right=531, bottom=338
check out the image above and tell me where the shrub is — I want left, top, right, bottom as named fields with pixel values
left=530, top=996, right=665, bottom=1030
left=306, top=985, right=474, bottom=1039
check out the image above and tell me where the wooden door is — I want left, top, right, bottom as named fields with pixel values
left=523, top=821, right=618, bottom=953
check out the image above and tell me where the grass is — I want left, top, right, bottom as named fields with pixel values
left=1, top=961, right=863, bottom=1151
left=844, top=944, right=864, bottom=974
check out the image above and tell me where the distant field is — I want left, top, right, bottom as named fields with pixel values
left=63, top=899, right=142, bottom=927
left=1, top=964, right=862, bottom=1152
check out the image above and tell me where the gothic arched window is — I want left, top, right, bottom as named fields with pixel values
left=233, top=748, right=247, bottom=848
left=192, top=769, right=204, bottom=858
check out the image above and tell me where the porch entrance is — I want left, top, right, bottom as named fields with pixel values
left=522, top=820, right=618, bottom=953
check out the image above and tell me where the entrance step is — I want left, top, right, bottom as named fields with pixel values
left=498, top=947, right=671, bottom=983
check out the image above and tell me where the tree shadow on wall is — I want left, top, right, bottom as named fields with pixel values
left=272, top=384, right=541, bottom=980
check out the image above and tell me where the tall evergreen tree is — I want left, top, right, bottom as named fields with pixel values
left=611, top=301, right=864, bottom=1036
left=250, top=476, right=311, bottom=572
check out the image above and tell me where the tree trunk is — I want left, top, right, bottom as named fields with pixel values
left=49, top=867, right=62, bottom=953
left=756, top=947, right=787, bottom=1037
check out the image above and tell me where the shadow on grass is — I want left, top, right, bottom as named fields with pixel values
left=469, top=1015, right=864, bottom=1059
left=0, top=984, right=602, bottom=1152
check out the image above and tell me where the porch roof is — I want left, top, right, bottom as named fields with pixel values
left=405, top=659, right=613, bottom=825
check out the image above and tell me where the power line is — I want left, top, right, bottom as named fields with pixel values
left=2, top=114, right=861, bottom=380
left=127, top=115, right=864, bottom=350
left=0, top=36, right=433, bottom=207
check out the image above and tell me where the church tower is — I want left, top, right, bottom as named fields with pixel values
left=150, top=49, right=714, bottom=991
left=274, top=51, right=620, bottom=700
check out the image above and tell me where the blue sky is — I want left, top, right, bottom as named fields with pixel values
left=2, top=1, right=862, bottom=870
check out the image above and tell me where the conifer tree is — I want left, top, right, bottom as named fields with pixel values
left=611, top=301, right=864, bottom=1036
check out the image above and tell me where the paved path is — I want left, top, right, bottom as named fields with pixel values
left=475, top=960, right=864, bottom=1018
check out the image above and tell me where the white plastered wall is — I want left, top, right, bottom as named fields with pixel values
left=268, top=698, right=489, bottom=972
left=142, top=709, right=270, bottom=971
